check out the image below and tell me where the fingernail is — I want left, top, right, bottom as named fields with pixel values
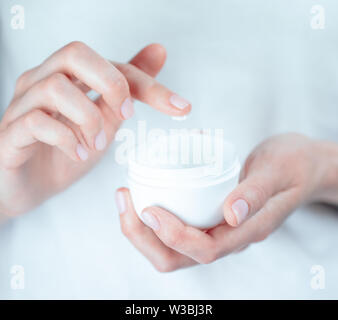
left=141, top=211, right=160, bottom=231
left=121, top=97, right=134, bottom=119
left=170, top=94, right=190, bottom=110
left=76, top=144, right=89, bottom=161
left=95, top=129, right=107, bottom=151
left=232, top=199, right=249, bottom=225
left=115, top=191, right=126, bottom=215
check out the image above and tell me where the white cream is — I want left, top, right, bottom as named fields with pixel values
left=128, top=132, right=240, bottom=229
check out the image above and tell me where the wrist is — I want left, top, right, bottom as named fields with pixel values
left=313, top=140, right=338, bottom=205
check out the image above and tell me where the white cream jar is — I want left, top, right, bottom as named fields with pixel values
left=128, top=132, right=240, bottom=229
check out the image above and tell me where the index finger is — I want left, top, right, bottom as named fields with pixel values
left=114, top=62, right=192, bottom=116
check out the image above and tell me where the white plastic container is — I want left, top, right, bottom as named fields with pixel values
left=128, top=132, right=240, bottom=229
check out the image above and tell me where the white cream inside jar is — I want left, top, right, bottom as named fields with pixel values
left=128, top=131, right=240, bottom=229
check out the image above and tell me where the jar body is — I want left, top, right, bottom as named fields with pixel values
left=128, top=172, right=239, bottom=229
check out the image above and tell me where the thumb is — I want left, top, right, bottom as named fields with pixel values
left=223, top=172, right=282, bottom=227
left=129, top=43, right=167, bottom=77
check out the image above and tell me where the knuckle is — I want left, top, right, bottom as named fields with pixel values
left=143, top=82, right=157, bottom=99
left=163, top=229, right=184, bottom=248
left=247, top=182, right=268, bottom=210
left=43, top=73, right=68, bottom=97
left=82, top=108, right=102, bottom=129
left=103, top=67, right=129, bottom=99
left=16, top=70, right=31, bottom=90
left=23, top=110, right=41, bottom=129
left=242, top=153, right=256, bottom=179
left=117, top=63, right=137, bottom=81
left=63, top=41, right=88, bottom=60
left=111, top=72, right=129, bottom=94
left=56, top=127, right=76, bottom=146
left=117, top=63, right=134, bottom=75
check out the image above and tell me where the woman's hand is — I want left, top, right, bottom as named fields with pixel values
left=116, top=133, right=338, bottom=272
left=0, top=42, right=191, bottom=217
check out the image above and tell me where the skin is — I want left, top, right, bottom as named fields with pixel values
left=117, top=134, right=338, bottom=272
left=1, top=41, right=337, bottom=271
left=0, top=42, right=191, bottom=220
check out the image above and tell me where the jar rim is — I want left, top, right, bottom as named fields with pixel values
left=128, top=133, right=240, bottom=188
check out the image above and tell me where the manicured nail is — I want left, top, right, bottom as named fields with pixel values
left=232, top=199, right=249, bottom=225
left=121, top=97, right=134, bottom=119
left=141, top=211, right=160, bottom=231
left=95, top=129, right=107, bottom=151
left=115, top=191, right=126, bottom=215
left=170, top=94, right=190, bottom=110
left=76, top=144, right=88, bottom=161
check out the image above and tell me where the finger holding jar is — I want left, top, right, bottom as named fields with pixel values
left=116, top=133, right=338, bottom=272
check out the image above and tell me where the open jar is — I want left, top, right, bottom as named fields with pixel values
left=128, top=131, right=240, bottom=229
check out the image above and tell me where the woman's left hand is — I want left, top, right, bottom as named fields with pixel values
left=115, top=133, right=337, bottom=272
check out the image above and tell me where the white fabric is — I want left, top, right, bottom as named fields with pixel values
left=0, top=0, right=337, bottom=299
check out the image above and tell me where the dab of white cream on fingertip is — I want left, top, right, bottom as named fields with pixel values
left=171, top=115, right=188, bottom=121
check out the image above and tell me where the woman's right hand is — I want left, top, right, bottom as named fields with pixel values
left=116, top=134, right=338, bottom=272
left=0, top=42, right=191, bottom=218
